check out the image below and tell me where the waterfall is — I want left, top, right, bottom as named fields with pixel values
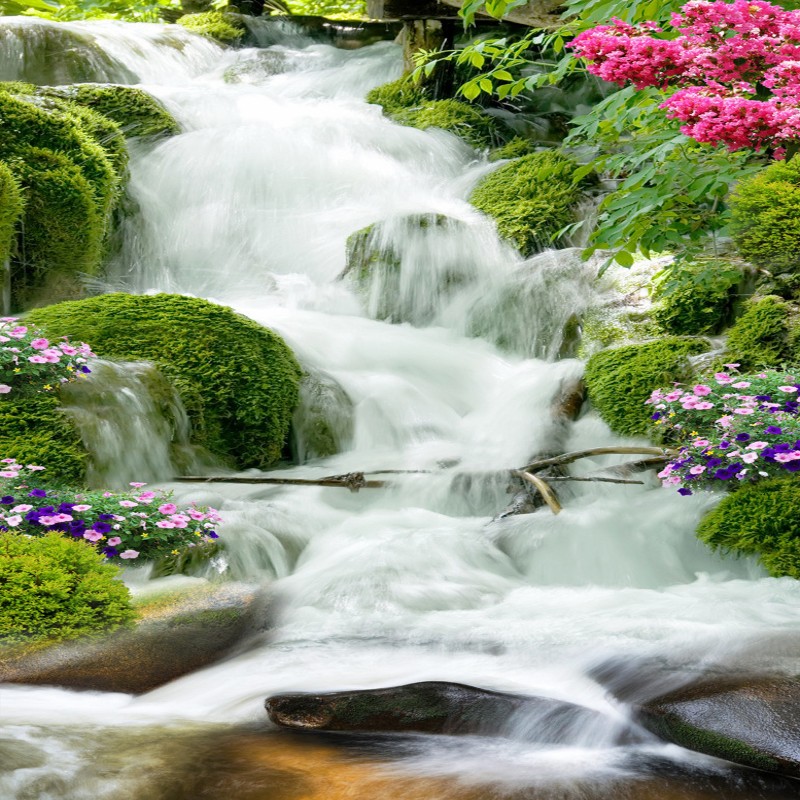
left=2, top=17, right=800, bottom=800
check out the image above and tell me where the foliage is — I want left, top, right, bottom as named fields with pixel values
left=651, top=259, right=742, bottom=335
left=0, top=0, right=183, bottom=23
left=725, top=295, right=797, bottom=370
left=178, top=11, right=247, bottom=44
left=286, top=0, right=364, bottom=17
left=488, top=136, right=537, bottom=161
left=0, top=463, right=222, bottom=564
left=730, top=156, right=800, bottom=273
left=365, top=76, right=432, bottom=116
left=647, top=368, right=800, bottom=494
left=469, top=150, right=586, bottom=256
left=584, top=336, right=706, bottom=437
left=393, top=99, right=506, bottom=150
left=696, top=477, right=800, bottom=578
left=0, top=531, right=135, bottom=645
left=0, top=162, right=22, bottom=269
left=28, top=294, right=302, bottom=470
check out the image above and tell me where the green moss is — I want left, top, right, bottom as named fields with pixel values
left=469, top=150, right=587, bottom=257
left=652, top=260, right=742, bottom=337
left=40, top=84, right=180, bottom=139
left=0, top=532, right=135, bottom=645
left=0, top=162, right=23, bottom=268
left=28, top=294, right=302, bottom=469
left=697, top=478, right=800, bottom=579
left=488, top=137, right=537, bottom=162
left=585, top=337, right=707, bottom=437
left=365, top=76, right=432, bottom=116
left=725, top=295, right=796, bottom=370
left=0, top=391, right=88, bottom=486
left=730, top=158, right=800, bottom=273
left=393, top=99, right=505, bottom=151
left=178, top=11, right=247, bottom=44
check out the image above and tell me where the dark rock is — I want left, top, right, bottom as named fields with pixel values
left=291, top=369, right=354, bottom=462
left=0, top=582, right=270, bottom=694
left=265, top=680, right=606, bottom=738
left=636, top=676, right=800, bottom=779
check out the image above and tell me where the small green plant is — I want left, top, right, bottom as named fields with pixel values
left=393, top=99, right=506, bottom=151
left=0, top=531, right=135, bottom=645
left=725, top=295, right=797, bottom=371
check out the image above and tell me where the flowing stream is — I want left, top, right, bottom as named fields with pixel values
left=2, top=17, right=800, bottom=800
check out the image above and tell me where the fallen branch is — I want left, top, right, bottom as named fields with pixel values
left=545, top=475, right=644, bottom=485
left=522, top=446, right=676, bottom=474
left=513, top=470, right=562, bottom=515
left=175, top=472, right=385, bottom=492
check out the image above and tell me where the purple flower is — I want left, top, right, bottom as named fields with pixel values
left=97, top=513, right=114, bottom=521
left=208, top=530, right=219, bottom=539
left=765, top=426, right=783, bottom=435
left=92, top=521, right=112, bottom=534
left=0, top=495, right=14, bottom=504
left=706, top=457, right=723, bottom=467
left=755, top=395, right=772, bottom=401
left=79, top=365, right=91, bottom=374
left=714, top=469, right=733, bottom=480
left=783, top=461, right=800, bottom=472
left=735, top=433, right=751, bottom=442
left=29, top=488, right=47, bottom=498
left=719, top=440, right=730, bottom=449
left=651, top=412, right=662, bottom=420
left=677, top=487, right=693, bottom=496
left=101, top=546, right=119, bottom=558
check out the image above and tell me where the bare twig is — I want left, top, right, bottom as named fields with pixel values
left=175, top=472, right=386, bottom=492
left=546, top=476, right=644, bottom=485
left=514, top=470, right=562, bottom=515
left=522, top=447, right=676, bottom=474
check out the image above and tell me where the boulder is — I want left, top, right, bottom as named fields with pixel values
left=636, top=676, right=800, bottom=779
left=0, top=582, right=269, bottom=694
left=266, top=680, right=605, bottom=738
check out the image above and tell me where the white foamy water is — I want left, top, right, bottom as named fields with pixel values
left=2, top=18, right=800, bottom=799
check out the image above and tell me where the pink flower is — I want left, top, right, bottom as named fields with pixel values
left=72, top=504, right=92, bottom=512
left=689, top=465, right=706, bottom=474
left=694, top=401, right=715, bottom=410
left=53, top=513, right=72, bottom=523
left=747, top=441, right=769, bottom=450
left=156, top=520, right=175, bottom=528
left=0, top=470, right=18, bottom=478
left=158, top=503, right=177, bottom=515
left=28, top=355, right=47, bottom=364
left=129, top=482, right=146, bottom=488
left=693, top=384, right=712, bottom=396
left=83, top=530, right=104, bottom=542
left=119, top=549, right=139, bottom=559
left=11, top=504, right=32, bottom=513
left=30, top=337, right=49, bottom=350
left=8, top=326, right=26, bottom=338
left=107, top=536, right=122, bottom=546
left=26, top=465, right=45, bottom=471
left=0, top=385, right=10, bottom=394
left=59, top=344, right=77, bottom=355
left=742, top=451, right=759, bottom=463
left=4, top=515, right=21, bottom=527
left=778, top=385, right=799, bottom=392
left=662, top=476, right=682, bottom=486
left=775, top=452, right=796, bottom=462
left=731, top=381, right=751, bottom=388
left=733, top=407, right=755, bottom=414
left=119, top=500, right=138, bottom=508
left=714, top=372, right=733, bottom=384
left=188, top=509, right=206, bottom=521
left=664, top=390, right=684, bottom=401
left=693, top=438, right=710, bottom=447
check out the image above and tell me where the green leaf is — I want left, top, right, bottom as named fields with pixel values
left=614, top=250, right=635, bottom=268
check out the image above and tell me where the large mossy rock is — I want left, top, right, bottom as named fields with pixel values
left=584, top=337, right=707, bottom=438
left=392, top=99, right=506, bottom=150
left=28, top=294, right=302, bottom=470
left=697, top=478, right=800, bottom=579
left=636, top=676, right=800, bottom=779
left=469, top=150, right=587, bottom=257
left=365, top=75, right=432, bottom=116
left=178, top=11, right=248, bottom=45
left=266, top=681, right=607, bottom=738
left=725, top=295, right=799, bottom=371
left=0, top=161, right=22, bottom=269
left=0, top=582, right=269, bottom=693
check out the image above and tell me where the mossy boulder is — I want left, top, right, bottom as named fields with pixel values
left=696, top=478, right=800, bottom=578
left=469, top=150, right=587, bottom=257
left=725, top=295, right=798, bottom=371
left=0, top=161, right=22, bottom=268
left=0, top=391, right=88, bottom=486
left=178, top=11, right=247, bottom=45
left=488, top=136, right=537, bottom=162
left=730, top=157, right=800, bottom=274
left=0, top=532, right=135, bottom=648
left=28, top=294, right=302, bottom=469
left=393, top=99, right=505, bottom=151
left=585, top=337, right=707, bottom=438
left=365, top=75, right=432, bottom=116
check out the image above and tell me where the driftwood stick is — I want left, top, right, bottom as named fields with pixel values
left=514, top=470, right=562, bottom=515
left=545, top=475, right=644, bottom=485
left=175, top=472, right=386, bottom=492
left=522, top=447, right=676, bottom=474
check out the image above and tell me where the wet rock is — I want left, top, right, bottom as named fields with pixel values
left=291, top=369, right=354, bottom=462
left=265, top=680, right=601, bottom=737
left=636, top=676, right=800, bottom=779
left=0, top=582, right=269, bottom=694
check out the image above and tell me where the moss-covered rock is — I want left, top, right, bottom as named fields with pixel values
left=365, top=75, right=432, bottom=116
left=28, top=294, right=302, bottom=469
left=469, top=150, right=587, bottom=257
left=725, top=295, right=797, bottom=371
left=393, top=99, right=505, bottom=151
left=0, top=532, right=135, bottom=647
left=585, top=337, right=707, bottom=437
left=730, top=157, right=800, bottom=274
left=0, top=391, right=88, bottom=486
left=178, top=11, right=247, bottom=45
left=291, top=370, right=354, bottom=462
left=39, top=84, right=180, bottom=139
left=0, top=161, right=23, bottom=269
left=488, top=136, right=537, bottom=162
left=652, top=260, right=742, bottom=337
left=696, top=478, right=800, bottom=578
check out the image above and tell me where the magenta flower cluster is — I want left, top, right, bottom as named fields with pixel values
left=645, top=367, right=800, bottom=494
left=0, top=461, right=222, bottom=563
left=1, top=317, right=96, bottom=396
left=570, top=0, right=800, bottom=153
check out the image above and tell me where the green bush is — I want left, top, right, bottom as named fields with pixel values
left=28, top=294, right=302, bottom=469
left=365, top=76, right=431, bottom=116
left=393, top=99, right=505, bottom=151
left=0, top=391, right=88, bottom=487
left=730, top=158, right=800, bottom=273
left=0, top=162, right=23, bottom=268
left=584, top=337, right=707, bottom=437
left=469, top=150, right=587, bottom=257
left=178, top=11, right=247, bottom=44
left=725, top=295, right=796, bottom=370
left=0, top=532, right=135, bottom=645
left=488, top=136, right=537, bottom=162
left=652, top=260, right=742, bottom=336
left=696, top=478, right=800, bottom=579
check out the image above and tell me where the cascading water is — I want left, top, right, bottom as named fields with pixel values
left=2, top=16, right=800, bottom=800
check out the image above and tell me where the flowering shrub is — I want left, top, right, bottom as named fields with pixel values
left=570, top=0, right=800, bottom=154
left=0, top=316, right=96, bottom=397
left=646, top=367, right=800, bottom=494
left=0, top=461, right=222, bottom=563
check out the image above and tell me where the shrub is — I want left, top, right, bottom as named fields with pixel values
left=393, top=99, right=505, bottom=151
left=28, top=294, right=302, bottom=469
left=585, top=337, right=707, bottom=437
left=178, top=11, right=247, bottom=44
left=696, top=478, right=800, bottom=579
left=0, top=532, right=135, bottom=645
left=366, top=76, right=431, bottom=116
left=730, top=157, right=800, bottom=274
left=0, top=162, right=22, bottom=268
left=469, top=150, right=587, bottom=257
left=725, top=295, right=796, bottom=370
